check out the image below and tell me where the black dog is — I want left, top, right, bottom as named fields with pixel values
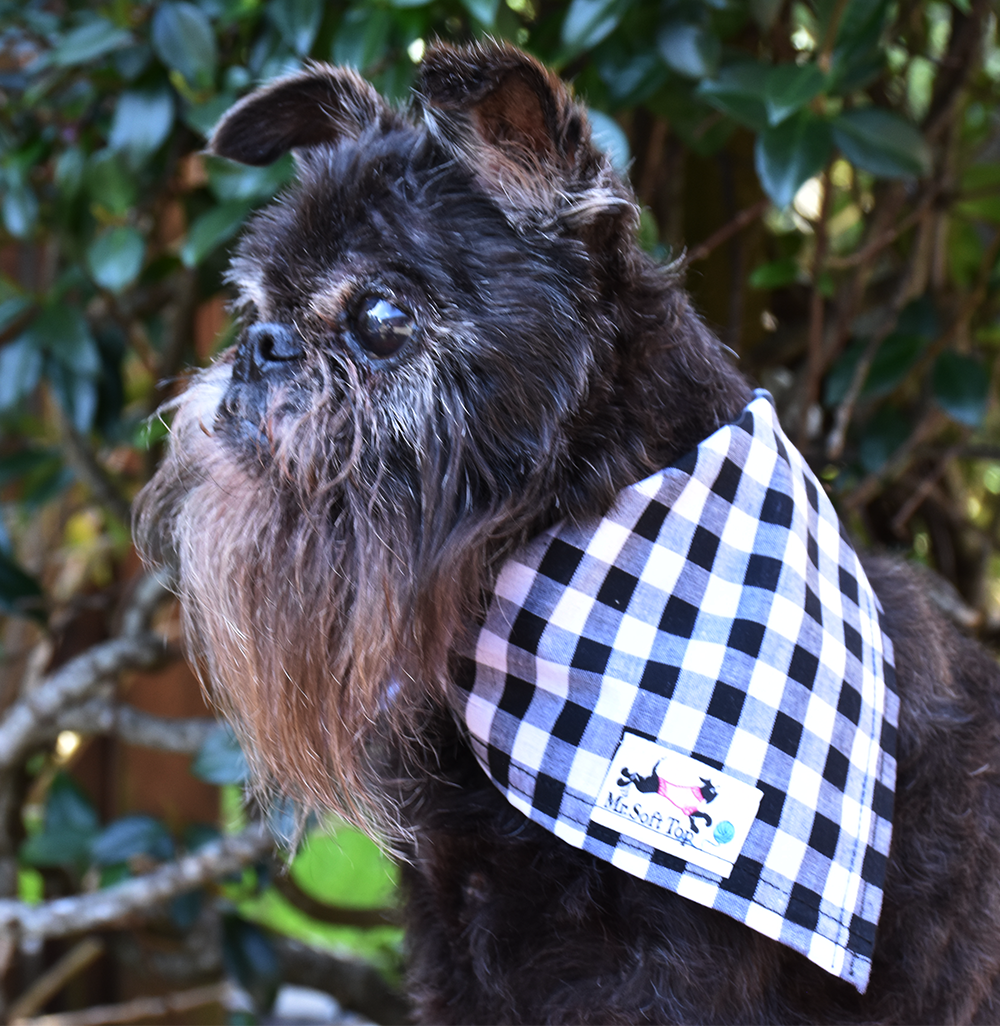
left=136, top=42, right=1000, bottom=1024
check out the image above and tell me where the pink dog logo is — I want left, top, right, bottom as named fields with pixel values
left=617, top=760, right=718, bottom=834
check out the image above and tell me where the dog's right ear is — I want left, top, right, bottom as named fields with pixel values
left=209, top=64, right=390, bottom=166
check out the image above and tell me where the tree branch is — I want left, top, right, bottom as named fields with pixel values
left=56, top=701, right=215, bottom=754
left=0, top=826, right=272, bottom=942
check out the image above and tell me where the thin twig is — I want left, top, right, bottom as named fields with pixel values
left=0, top=825, right=272, bottom=942
left=269, top=865, right=398, bottom=929
left=7, top=938, right=105, bottom=1023
left=890, top=441, right=967, bottom=535
left=683, top=199, right=770, bottom=267
left=12, top=981, right=231, bottom=1026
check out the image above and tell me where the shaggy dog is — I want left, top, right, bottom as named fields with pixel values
left=136, top=42, right=1000, bottom=1024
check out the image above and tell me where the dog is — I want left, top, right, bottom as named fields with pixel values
left=135, top=42, right=1000, bottom=1024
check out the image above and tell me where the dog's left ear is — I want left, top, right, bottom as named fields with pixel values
left=416, top=42, right=633, bottom=229
left=209, top=63, right=392, bottom=166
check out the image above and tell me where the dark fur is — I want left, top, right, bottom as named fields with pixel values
left=135, top=43, right=1000, bottom=1023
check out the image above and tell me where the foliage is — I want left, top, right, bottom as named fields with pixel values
left=0, top=0, right=998, bottom=1020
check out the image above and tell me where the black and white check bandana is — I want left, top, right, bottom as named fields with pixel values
left=450, top=391, right=898, bottom=993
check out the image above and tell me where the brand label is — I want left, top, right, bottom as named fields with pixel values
left=590, top=732, right=763, bottom=878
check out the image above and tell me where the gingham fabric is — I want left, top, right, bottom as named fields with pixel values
left=450, top=391, right=898, bottom=993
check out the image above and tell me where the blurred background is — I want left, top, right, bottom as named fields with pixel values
left=0, top=0, right=997, bottom=1022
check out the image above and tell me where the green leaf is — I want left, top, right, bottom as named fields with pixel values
left=696, top=62, right=769, bottom=131
left=49, top=19, right=133, bottom=67
left=933, top=352, right=989, bottom=427
left=764, top=63, right=826, bottom=126
left=109, top=90, right=175, bottom=168
left=207, top=155, right=294, bottom=202
left=460, top=0, right=500, bottom=27
left=222, top=915, right=281, bottom=1014
left=749, top=257, right=800, bottom=289
left=91, top=815, right=175, bottom=866
left=657, top=22, right=721, bottom=80
left=152, top=2, right=218, bottom=88
left=267, top=0, right=323, bottom=56
left=562, top=0, right=627, bottom=55
left=0, top=296, right=31, bottom=335
left=755, top=111, right=832, bottom=209
left=858, top=406, right=910, bottom=474
left=87, top=227, right=145, bottom=293
left=832, top=109, right=930, bottom=179
left=21, top=774, right=99, bottom=869
left=46, top=358, right=99, bottom=434
left=54, top=148, right=86, bottom=197
left=0, top=549, right=43, bottom=619
left=180, top=201, right=253, bottom=268
left=0, top=336, right=43, bottom=411
left=192, top=725, right=250, bottom=785
left=587, top=109, right=630, bottom=173
left=828, top=0, right=890, bottom=95
left=2, top=186, right=38, bottom=239
left=332, top=5, right=392, bottom=72
left=184, top=92, right=238, bottom=138
left=864, top=332, right=926, bottom=397
left=86, top=150, right=137, bottom=216
left=27, top=306, right=100, bottom=377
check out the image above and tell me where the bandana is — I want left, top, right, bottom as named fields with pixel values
left=450, top=391, right=898, bottom=993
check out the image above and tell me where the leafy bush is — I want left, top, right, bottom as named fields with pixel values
left=0, top=0, right=998, bottom=1020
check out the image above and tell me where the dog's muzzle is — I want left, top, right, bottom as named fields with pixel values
left=232, top=322, right=305, bottom=384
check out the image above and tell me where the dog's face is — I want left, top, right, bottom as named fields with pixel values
left=136, top=44, right=653, bottom=817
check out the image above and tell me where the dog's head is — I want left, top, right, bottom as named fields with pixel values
left=135, top=42, right=731, bottom=822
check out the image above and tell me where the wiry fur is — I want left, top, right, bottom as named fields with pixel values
left=136, top=42, right=1000, bottom=1023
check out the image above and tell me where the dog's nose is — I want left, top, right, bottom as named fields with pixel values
left=239, top=322, right=305, bottom=380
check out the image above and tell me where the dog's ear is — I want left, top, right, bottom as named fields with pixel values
left=209, top=63, right=390, bottom=166
left=416, top=42, right=632, bottom=226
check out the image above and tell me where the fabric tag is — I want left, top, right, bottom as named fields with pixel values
left=591, top=732, right=763, bottom=878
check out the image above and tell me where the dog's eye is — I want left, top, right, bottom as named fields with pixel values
left=353, top=296, right=415, bottom=358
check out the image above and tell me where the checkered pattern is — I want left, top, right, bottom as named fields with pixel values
left=449, top=391, right=898, bottom=993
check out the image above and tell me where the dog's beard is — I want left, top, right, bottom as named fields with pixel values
left=135, top=343, right=572, bottom=835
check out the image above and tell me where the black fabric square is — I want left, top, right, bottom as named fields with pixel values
left=691, top=752, right=723, bottom=771
left=712, top=457, right=743, bottom=503
left=552, top=702, right=591, bottom=746
left=498, top=675, right=534, bottom=719
left=729, top=618, right=765, bottom=657
left=880, top=718, right=898, bottom=759
left=488, top=746, right=511, bottom=789
left=744, top=554, right=782, bottom=591
left=774, top=435, right=789, bottom=466
left=537, top=538, right=584, bottom=586
left=587, top=821, right=620, bottom=847
left=804, top=476, right=818, bottom=511
left=639, top=660, right=679, bottom=698
left=760, top=488, right=793, bottom=527
left=674, top=448, right=698, bottom=475
left=872, top=779, right=894, bottom=820
left=571, top=637, right=612, bottom=675
left=861, top=846, right=887, bottom=888
left=838, top=684, right=862, bottom=724
left=770, top=711, right=802, bottom=756
left=597, top=566, right=639, bottom=611
left=848, top=914, right=877, bottom=959
left=839, top=566, right=859, bottom=605
left=822, top=748, right=849, bottom=791
left=807, top=532, right=818, bottom=568
left=804, top=586, right=822, bottom=625
left=788, top=644, right=819, bottom=689
left=452, top=654, right=477, bottom=694
left=634, top=500, right=668, bottom=542
left=707, top=682, right=746, bottom=725
left=786, top=883, right=821, bottom=931
left=883, top=657, right=898, bottom=694
left=533, top=773, right=565, bottom=819
left=843, top=622, right=863, bottom=660
left=510, top=609, right=547, bottom=655
left=688, top=525, right=720, bottom=570
left=720, top=856, right=762, bottom=900
left=660, top=596, right=699, bottom=638
left=756, top=781, right=785, bottom=826
left=808, top=813, right=840, bottom=859
left=651, top=848, right=688, bottom=873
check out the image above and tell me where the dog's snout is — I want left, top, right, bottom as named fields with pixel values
left=239, top=322, right=305, bottom=380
